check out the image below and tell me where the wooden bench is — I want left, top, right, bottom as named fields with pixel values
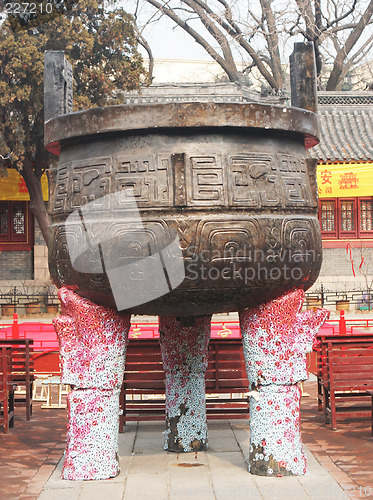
left=0, top=346, right=15, bottom=433
left=120, top=339, right=249, bottom=431
left=315, top=334, right=373, bottom=413
left=318, top=337, right=373, bottom=430
left=0, top=340, right=34, bottom=421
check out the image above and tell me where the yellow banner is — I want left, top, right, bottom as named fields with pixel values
left=317, top=163, right=373, bottom=199
left=0, top=170, right=48, bottom=201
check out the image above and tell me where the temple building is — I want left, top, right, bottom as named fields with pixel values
left=311, top=92, right=373, bottom=293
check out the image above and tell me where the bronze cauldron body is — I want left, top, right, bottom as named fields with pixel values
left=45, top=102, right=321, bottom=316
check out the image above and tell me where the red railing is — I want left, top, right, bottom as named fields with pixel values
left=0, top=314, right=243, bottom=346
left=318, top=313, right=373, bottom=336
left=1, top=312, right=373, bottom=349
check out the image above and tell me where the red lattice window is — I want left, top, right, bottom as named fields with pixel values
left=319, top=199, right=337, bottom=238
left=0, top=201, right=33, bottom=250
left=319, top=197, right=373, bottom=240
left=0, top=204, right=9, bottom=237
left=360, top=199, right=373, bottom=231
left=321, top=201, right=336, bottom=232
left=339, top=199, right=356, bottom=236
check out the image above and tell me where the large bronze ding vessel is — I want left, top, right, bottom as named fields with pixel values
left=45, top=44, right=322, bottom=316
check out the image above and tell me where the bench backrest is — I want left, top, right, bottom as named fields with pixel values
left=0, top=346, right=12, bottom=394
left=316, top=334, right=373, bottom=378
left=206, top=340, right=248, bottom=392
left=327, top=340, right=373, bottom=392
left=123, top=339, right=249, bottom=394
left=0, top=340, right=34, bottom=382
left=124, top=340, right=164, bottom=392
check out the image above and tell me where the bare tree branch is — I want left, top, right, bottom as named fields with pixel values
left=326, top=0, right=373, bottom=90
left=187, top=0, right=280, bottom=88
left=183, top=0, right=237, bottom=71
left=145, top=0, right=240, bottom=80
left=259, top=0, right=283, bottom=87
left=135, top=26, right=154, bottom=84
left=140, top=0, right=373, bottom=92
left=325, top=0, right=358, bottom=29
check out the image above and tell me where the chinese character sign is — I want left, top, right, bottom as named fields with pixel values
left=317, top=163, right=373, bottom=198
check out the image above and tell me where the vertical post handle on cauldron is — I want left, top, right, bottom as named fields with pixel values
left=289, top=42, right=318, bottom=114
left=44, top=50, right=73, bottom=123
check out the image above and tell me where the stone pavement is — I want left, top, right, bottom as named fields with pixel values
left=298, top=380, right=373, bottom=498
left=0, top=402, right=66, bottom=500
left=1, top=379, right=373, bottom=499
left=39, top=419, right=350, bottom=500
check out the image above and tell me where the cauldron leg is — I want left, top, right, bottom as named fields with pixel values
left=239, top=289, right=329, bottom=476
left=53, top=287, right=131, bottom=480
left=159, top=316, right=211, bottom=453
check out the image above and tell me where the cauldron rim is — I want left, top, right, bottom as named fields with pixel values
left=44, top=101, right=319, bottom=156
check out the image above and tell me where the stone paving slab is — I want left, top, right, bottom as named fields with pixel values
left=39, top=420, right=350, bottom=499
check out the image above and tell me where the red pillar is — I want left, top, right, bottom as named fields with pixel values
left=12, top=313, right=19, bottom=339
left=339, top=310, right=347, bottom=335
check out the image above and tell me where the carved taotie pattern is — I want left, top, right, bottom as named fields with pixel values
left=115, top=154, right=172, bottom=206
left=49, top=148, right=322, bottom=313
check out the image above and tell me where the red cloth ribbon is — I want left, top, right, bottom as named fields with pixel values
left=346, top=243, right=355, bottom=277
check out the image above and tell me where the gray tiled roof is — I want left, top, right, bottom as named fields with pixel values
left=310, top=93, right=373, bottom=162
left=125, top=85, right=373, bottom=162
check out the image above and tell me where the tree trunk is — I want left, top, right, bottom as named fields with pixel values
left=260, top=0, right=284, bottom=88
left=21, top=157, right=51, bottom=247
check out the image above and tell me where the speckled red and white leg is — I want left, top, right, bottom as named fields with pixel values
left=159, top=316, right=211, bottom=453
left=53, top=287, right=131, bottom=480
left=239, top=289, right=329, bottom=476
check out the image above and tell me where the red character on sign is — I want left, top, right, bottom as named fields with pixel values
left=320, top=170, right=332, bottom=184
left=338, top=172, right=358, bottom=189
